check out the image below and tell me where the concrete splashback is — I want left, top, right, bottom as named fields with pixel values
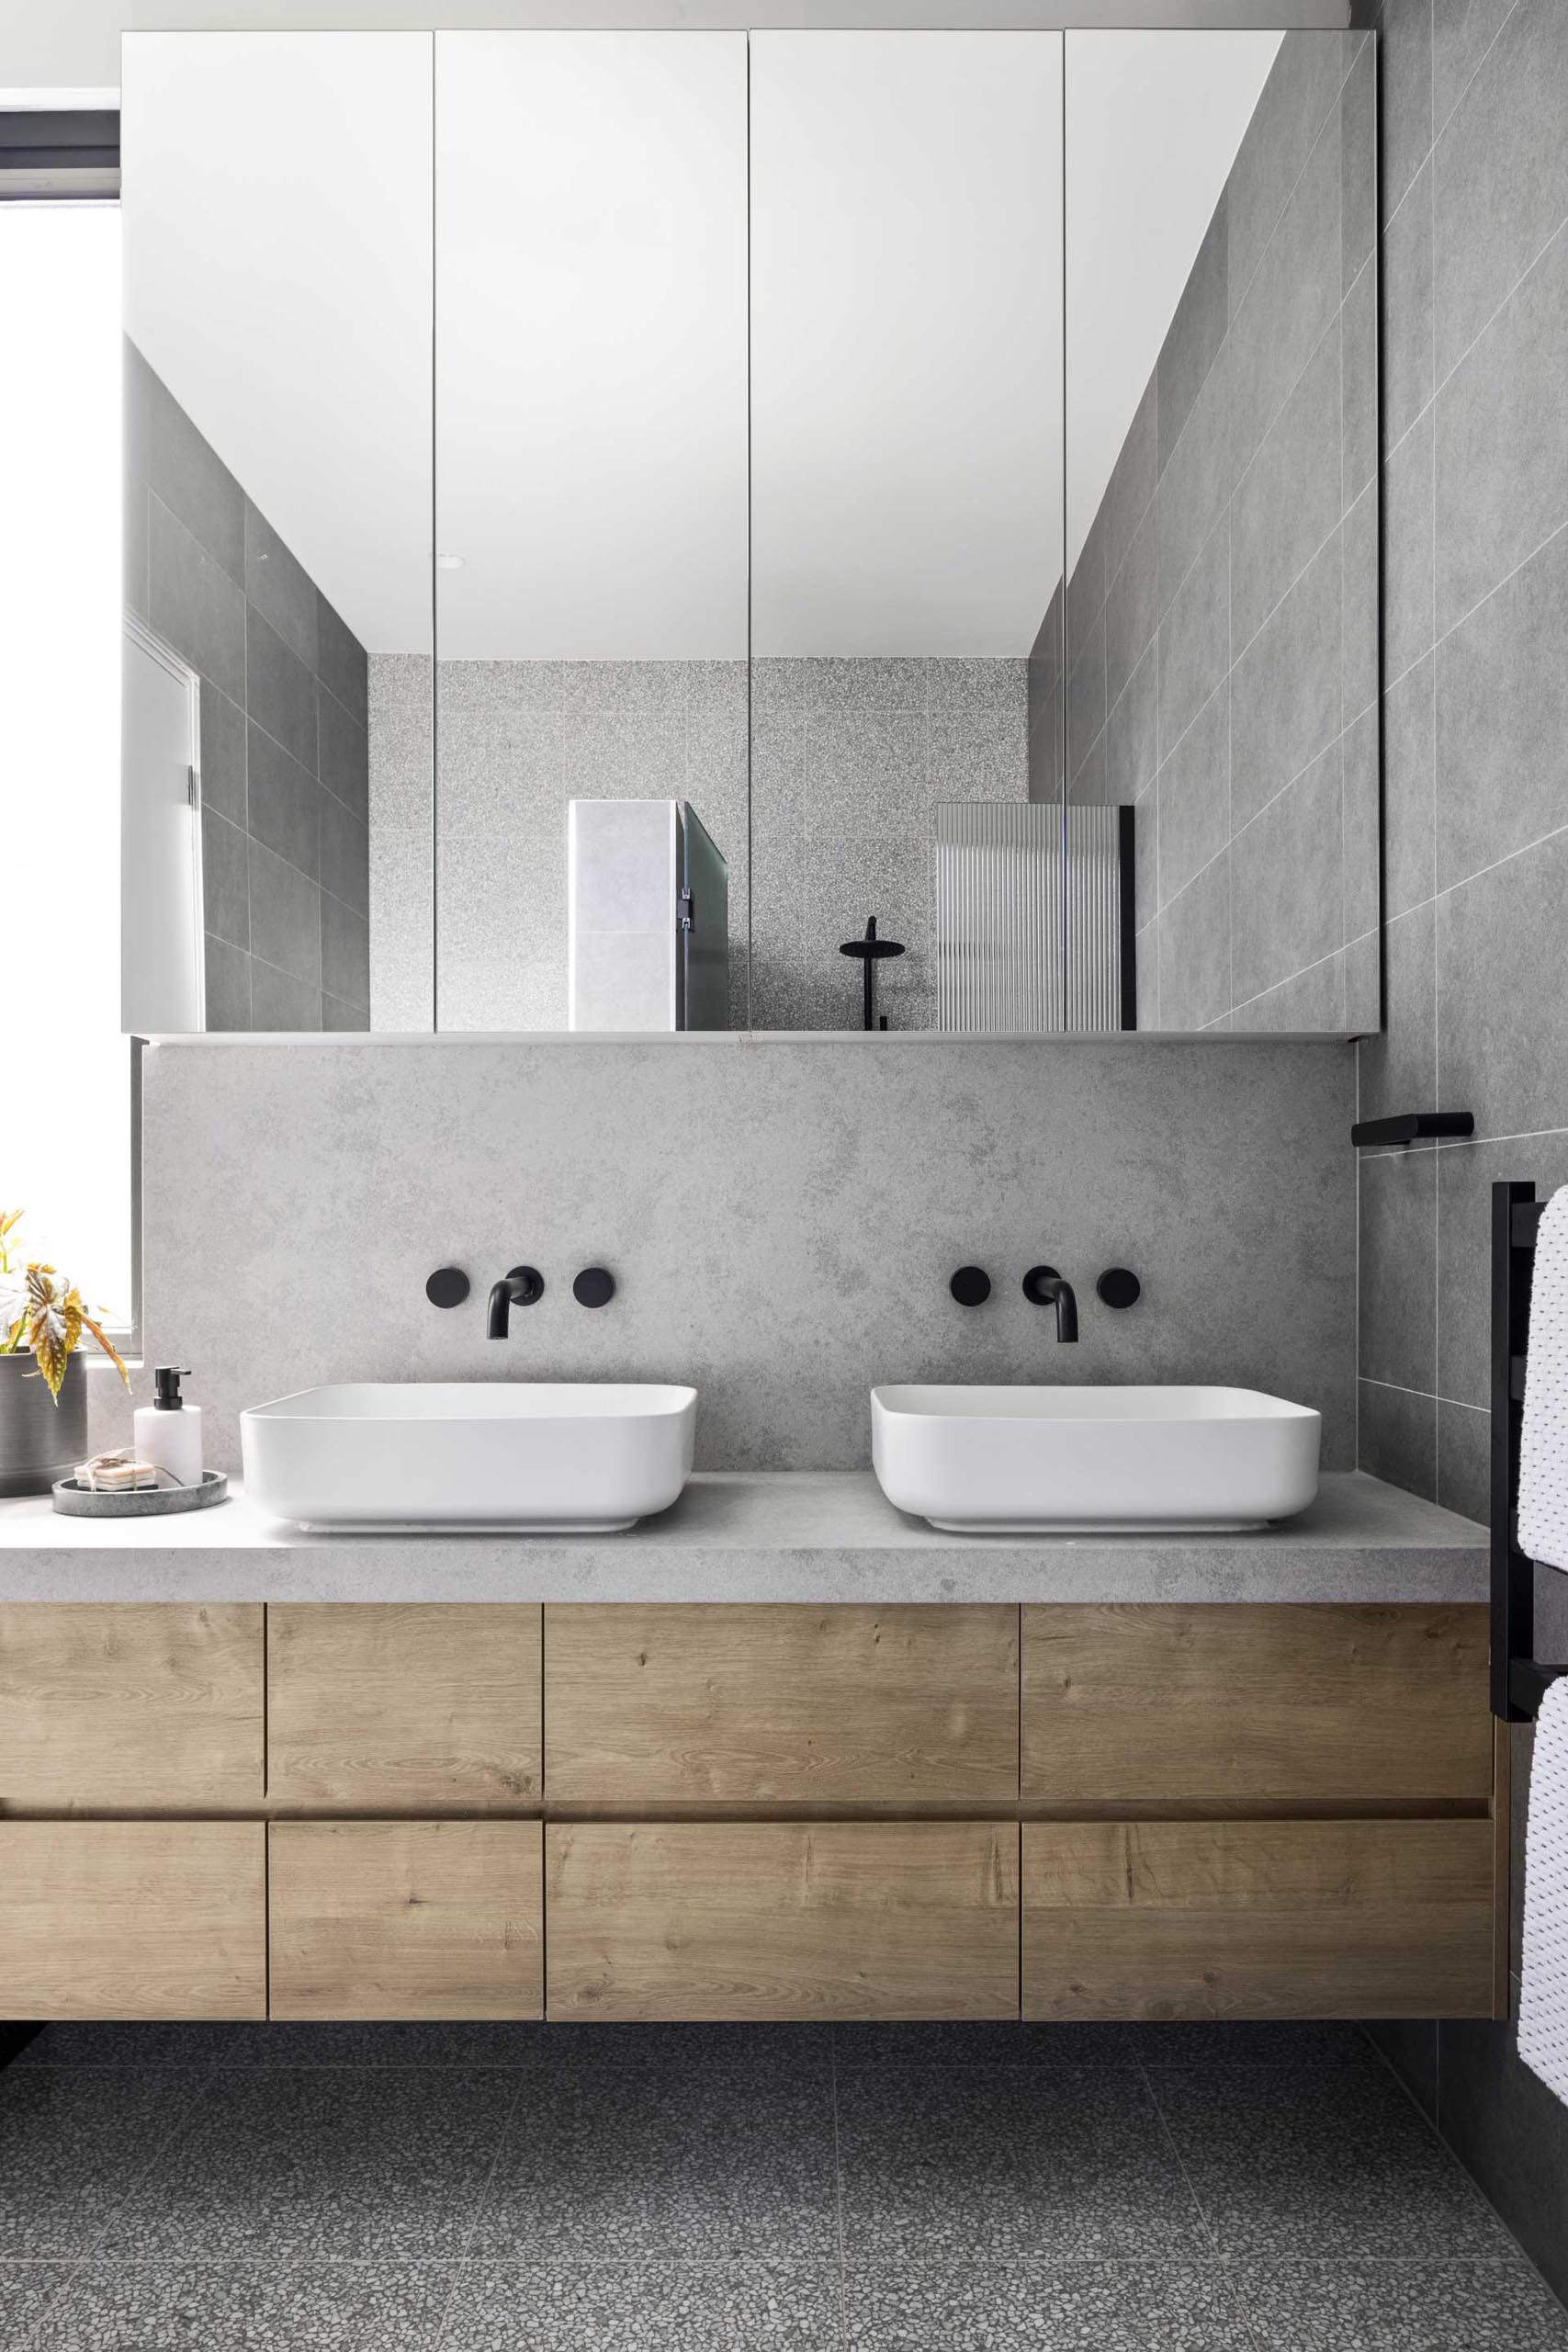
left=139, top=1035, right=1355, bottom=1476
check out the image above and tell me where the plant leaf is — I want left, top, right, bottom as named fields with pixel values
left=24, top=1264, right=79, bottom=1401
left=78, top=1311, right=130, bottom=1388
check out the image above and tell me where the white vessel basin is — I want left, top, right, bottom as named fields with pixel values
left=871, top=1385, right=1320, bottom=1532
left=241, top=1382, right=696, bottom=1532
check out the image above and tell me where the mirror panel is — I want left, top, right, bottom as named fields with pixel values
left=121, top=32, right=434, bottom=1033
left=432, top=31, right=750, bottom=1033
left=1064, top=30, right=1379, bottom=1035
left=748, top=32, right=1066, bottom=1034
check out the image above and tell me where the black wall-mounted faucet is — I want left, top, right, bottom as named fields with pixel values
left=1022, top=1264, right=1078, bottom=1341
left=488, top=1265, right=545, bottom=1337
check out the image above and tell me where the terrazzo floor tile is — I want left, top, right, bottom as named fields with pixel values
left=467, top=2060, right=837, bottom=2261
left=835, top=2066, right=1209, bottom=2262
left=831, top=2020, right=1360, bottom=2074
left=0, top=2067, right=211, bottom=2258
left=14, top=2023, right=549, bottom=2070
left=1148, top=2061, right=1514, bottom=2259
left=438, top=2259, right=844, bottom=2349
left=843, top=2259, right=1256, bottom=2350
left=35, top=2259, right=453, bottom=2350
left=536, top=2025, right=832, bottom=2081
left=1235, top=2259, right=1568, bottom=2349
left=0, top=2262, right=76, bottom=2351
left=93, top=2068, right=519, bottom=2262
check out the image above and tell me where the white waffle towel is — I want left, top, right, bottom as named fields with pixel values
left=1518, top=1677, right=1568, bottom=2104
left=1518, top=1185, right=1568, bottom=1573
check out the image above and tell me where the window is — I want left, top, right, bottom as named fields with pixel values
left=0, top=195, right=131, bottom=1329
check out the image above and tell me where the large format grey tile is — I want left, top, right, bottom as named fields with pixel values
left=1437, top=1134, right=1568, bottom=1408
left=1157, top=851, right=1231, bottom=1032
left=1151, top=2057, right=1513, bottom=2260
left=1066, top=611, right=1107, bottom=787
left=0, top=2068, right=211, bottom=2258
left=1158, top=344, right=1230, bottom=618
left=1435, top=0, right=1568, bottom=380
left=1341, top=703, right=1381, bottom=948
left=1437, top=225, right=1568, bottom=636
left=1159, top=514, right=1228, bottom=755
left=1358, top=1145, right=1438, bottom=1393
left=318, top=594, right=369, bottom=721
left=319, top=686, right=370, bottom=824
left=468, top=2058, right=835, bottom=2261
left=40, top=2261, right=452, bottom=2351
left=250, top=957, right=323, bottom=1032
left=1228, top=33, right=1347, bottom=310
left=245, top=721, right=319, bottom=881
left=1231, top=741, right=1343, bottom=1005
left=836, top=2065, right=1206, bottom=2263
left=96, top=2067, right=516, bottom=2261
left=1383, top=650, right=1437, bottom=922
left=1342, top=250, right=1379, bottom=507
left=246, top=606, right=318, bottom=775
left=248, top=839, right=321, bottom=989
left=201, top=806, right=249, bottom=951
left=1342, top=30, right=1376, bottom=296
left=321, top=892, right=370, bottom=1012
left=1238, top=2258, right=1568, bottom=2351
left=443, top=2261, right=843, bottom=2351
left=203, top=933, right=251, bottom=1031
left=1229, top=118, right=1342, bottom=496
left=1434, top=0, right=1519, bottom=130
left=1437, top=524, right=1568, bottom=888
left=1358, top=1377, right=1438, bottom=1499
left=1160, top=200, right=1228, bottom=476
left=1382, top=155, right=1435, bottom=450
left=1384, top=407, right=1436, bottom=683
left=1342, top=479, right=1381, bottom=723
left=1438, top=1396, right=1492, bottom=1522
left=1157, top=685, right=1229, bottom=908
left=541, top=2025, right=832, bottom=2078
left=1229, top=531, right=1341, bottom=833
left=1357, top=900, right=1437, bottom=1126
left=1101, top=379, right=1158, bottom=595
left=148, top=496, right=247, bottom=708
left=141, top=357, right=244, bottom=585
left=1363, top=2016, right=1441, bottom=2120
left=1232, top=318, right=1342, bottom=652
left=1380, top=0, right=1434, bottom=230
left=320, top=792, right=370, bottom=920
left=243, top=500, right=318, bottom=674
left=846, top=2262, right=1255, bottom=2351
left=1438, top=831, right=1568, bottom=1139
left=197, top=681, right=246, bottom=829
left=1105, top=502, right=1160, bottom=716
left=1103, top=639, right=1158, bottom=809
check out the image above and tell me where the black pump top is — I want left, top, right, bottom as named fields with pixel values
left=152, top=1365, right=190, bottom=1411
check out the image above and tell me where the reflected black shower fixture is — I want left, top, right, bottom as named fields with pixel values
left=839, top=916, right=905, bottom=1031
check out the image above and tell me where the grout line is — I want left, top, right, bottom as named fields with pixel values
left=1360, top=1374, right=1487, bottom=1415
left=828, top=2032, right=849, bottom=2349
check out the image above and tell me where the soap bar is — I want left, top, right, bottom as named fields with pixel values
left=73, top=1451, right=161, bottom=1492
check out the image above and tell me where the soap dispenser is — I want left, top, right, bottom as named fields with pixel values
left=134, top=1366, right=204, bottom=1488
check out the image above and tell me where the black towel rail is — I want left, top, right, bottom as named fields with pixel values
left=1492, top=1179, right=1568, bottom=1721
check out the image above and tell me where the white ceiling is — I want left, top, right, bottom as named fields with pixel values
left=123, top=28, right=1281, bottom=662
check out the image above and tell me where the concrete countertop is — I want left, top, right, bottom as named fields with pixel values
left=0, top=1471, right=1487, bottom=1605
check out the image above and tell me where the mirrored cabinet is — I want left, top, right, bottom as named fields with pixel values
left=120, top=28, right=1375, bottom=1039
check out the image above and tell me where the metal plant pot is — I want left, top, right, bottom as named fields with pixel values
left=0, top=1351, right=87, bottom=1497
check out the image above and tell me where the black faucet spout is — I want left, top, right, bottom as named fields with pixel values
left=1022, top=1264, right=1079, bottom=1341
left=488, top=1264, right=545, bottom=1337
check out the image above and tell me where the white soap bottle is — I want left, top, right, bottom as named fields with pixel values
left=134, top=1366, right=204, bottom=1487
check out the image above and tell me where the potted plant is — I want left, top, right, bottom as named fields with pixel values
left=1, top=1208, right=129, bottom=1497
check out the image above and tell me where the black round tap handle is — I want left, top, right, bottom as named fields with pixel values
left=950, top=1266, right=992, bottom=1306
left=573, top=1267, right=616, bottom=1309
left=1096, top=1267, right=1142, bottom=1309
left=425, top=1267, right=470, bottom=1309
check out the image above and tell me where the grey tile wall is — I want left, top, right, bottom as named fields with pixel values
left=1064, top=32, right=1378, bottom=1035
left=1357, top=0, right=1568, bottom=2307
left=373, top=656, right=1027, bottom=1034
left=140, top=1034, right=1355, bottom=1478
left=125, top=342, right=371, bottom=1032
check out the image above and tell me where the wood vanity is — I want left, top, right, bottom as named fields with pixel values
left=0, top=1563, right=1505, bottom=2024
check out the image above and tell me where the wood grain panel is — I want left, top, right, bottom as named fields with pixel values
left=1022, top=1605, right=1491, bottom=1804
left=268, top=1820, right=543, bottom=2020
left=0, top=1604, right=263, bottom=1813
left=0, top=1822, right=265, bottom=2018
left=1022, top=1817, right=1495, bottom=2019
left=544, top=1605, right=1019, bottom=1805
left=546, top=1820, right=1020, bottom=2020
left=267, top=1606, right=541, bottom=1811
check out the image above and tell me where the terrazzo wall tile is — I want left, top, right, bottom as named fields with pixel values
left=1066, top=33, right=1376, bottom=1035
left=125, top=342, right=371, bottom=1033
left=141, top=1032, right=1354, bottom=1475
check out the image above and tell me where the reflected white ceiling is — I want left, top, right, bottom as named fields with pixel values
left=123, top=28, right=1280, bottom=662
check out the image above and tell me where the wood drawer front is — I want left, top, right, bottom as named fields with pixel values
left=546, top=1820, right=1020, bottom=2020
left=544, top=1605, right=1019, bottom=1805
left=268, top=1820, right=543, bottom=2021
left=1022, top=1818, right=1496, bottom=2020
left=0, top=1604, right=264, bottom=1813
left=267, top=1606, right=542, bottom=1810
left=1021, top=1605, right=1491, bottom=1804
left=0, top=1822, right=265, bottom=2018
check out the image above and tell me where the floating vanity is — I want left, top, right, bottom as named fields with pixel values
left=0, top=1470, right=1501, bottom=2032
